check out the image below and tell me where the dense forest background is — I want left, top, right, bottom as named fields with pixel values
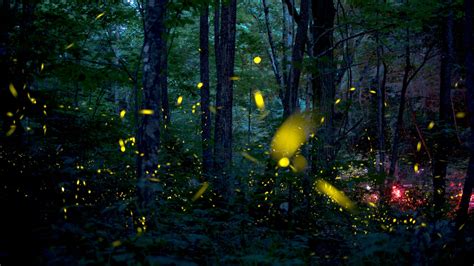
left=1, top=0, right=474, bottom=264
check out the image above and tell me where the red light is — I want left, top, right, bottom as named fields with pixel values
left=392, top=185, right=403, bottom=199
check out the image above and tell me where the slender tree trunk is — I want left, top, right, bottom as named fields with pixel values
left=161, top=50, right=170, bottom=126
left=263, top=0, right=284, bottom=100
left=311, top=0, right=335, bottom=170
left=283, top=0, right=310, bottom=117
left=456, top=0, right=473, bottom=228
left=389, top=28, right=411, bottom=178
left=0, top=0, right=13, bottom=134
left=137, top=0, right=167, bottom=205
left=200, top=3, right=212, bottom=177
left=214, top=0, right=237, bottom=200
left=281, top=1, right=293, bottom=95
left=376, top=34, right=386, bottom=173
left=432, top=2, right=454, bottom=215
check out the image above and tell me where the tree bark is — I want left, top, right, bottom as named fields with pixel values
left=283, top=0, right=310, bottom=117
left=161, top=49, right=170, bottom=126
left=213, top=0, right=237, bottom=200
left=389, top=28, right=411, bottom=178
left=137, top=0, right=167, bottom=205
left=376, top=32, right=386, bottom=173
left=311, top=0, right=335, bottom=170
left=432, top=1, right=454, bottom=215
left=0, top=0, right=13, bottom=134
left=263, top=0, right=285, bottom=100
left=200, top=3, right=212, bottom=177
left=281, top=1, right=293, bottom=94
left=456, top=0, right=474, bottom=228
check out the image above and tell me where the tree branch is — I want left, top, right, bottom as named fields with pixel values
left=283, top=0, right=300, bottom=25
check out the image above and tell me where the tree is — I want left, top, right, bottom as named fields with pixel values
left=456, top=0, right=473, bottom=228
left=283, top=0, right=310, bottom=117
left=213, top=0, right=237, bottom=200
left=137, top=0, right=168, bottom=205
left=200, top=1, right=212, bottom=177
left=311, top=0, right=336, bottom=170
left=431, top=0, right=455, bottom=216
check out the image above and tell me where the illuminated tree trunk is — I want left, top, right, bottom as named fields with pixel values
left=200, top=3, right=212, bottom=177
left=137, top=0, right=167, bottom=205
left=213, top=0, right=237, bottom=200
left=456, top=0, right=474, bottom=228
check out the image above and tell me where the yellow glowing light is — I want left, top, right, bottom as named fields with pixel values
left=320, top=117, right=325, bottom=124
left=61, top=186, right=65, bottom=192
left=369, top=90, right=377, bottom=94
left=41, top=63, right=44, bottom=71
left=278, top=157, right=290, bottom=167
left=428, top=121, right=435, bottom=130
left=253, top=56, right=262, bottom=64
left=209, top=106, right=217, bottom=114
left=176, top=96, right=183, bottom=106
left=270, top=111, right=317, bottom=161
left=192, top=182, right=209, bottom=201
left=6, top=112, right=13, bottom=117
left=254, top=91, right=265, bottom=110
left=350, top=87, right=356, bottom=91
left=314, top=179, right=355, bottom=211
left=111, top=240, right=121, bottom=247
left=335, top=98, right=341, bottom=105
left=456, top=112, right=466, bottom=118
left=9, top=83, right=17, bottom=98
left=292, top=155, right=307, bottom=172
left=241, top=151, right=259, bottom=163
left=414, top=163, right=419, bottom=173
left=96, top=12, right=105, bottom=20
left=139, top=109, right=154, bottom=115
left=43, top=125, right=47, bottom=135
left=119, top=139, right=125, bottom=152
left=120, top=110, right=126, bottom=118
left=65, top=43, right=74, bottom=49
left=230, top=76, right=240, bottom=81
left=197, top=82, right=204, bottom=89
left=417, top=141, right=422, bottom=152
left=27, top=93, right=36, bottom=104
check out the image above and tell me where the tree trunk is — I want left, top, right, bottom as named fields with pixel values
left=137, top=0, right=167, bottom=205
left=281, top=1, right=293, bottom=98
left=263, top=0, right=284, bottom=101
left=213, top=0, right=237, bottom=200
left=432, top=2, right=454, bottom=215
left=376, top=34, right=386, bottom=173
left=283, top=0, right=310, bottom=117
left=161, top=49, right=170, bottom=126
left=456, top=0, right=473, bottom=228
left=200, top=3, right=212, bottom=177
left=389, top=28, right=411, bottom=178
left=311, top=0, right=335, bottom=170
left=0, top=0, right=12, bottom=134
